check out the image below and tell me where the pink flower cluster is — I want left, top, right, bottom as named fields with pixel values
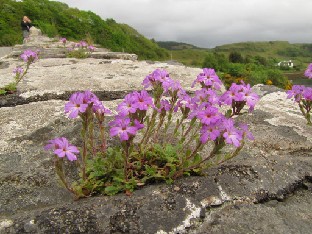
left=147, top=68, right=257, bottom=147
left=44, top=137, right=79, bottom=161
left=304, top=63, right=312, bottom=79
left=142, top=69, right=171, bottom=89
left=192, top=68, right=223, bottom=90
left=142, top=68, right=257, bottom=147
left=88, top=45, right=95, bottom=52
left=175, top=88, right=254, bottom=147
left=65, top=90, right=111, bottom=119
left=287, top=84, right=312, bottom=125
left=220, top=82, right=259, bottom=112
left=60, top=37, right=67, bottom=44
left=287, top=85, right=312, bottom=102
left=46, top=68, right=258, bottom=162
left=20, top=49, right=38, bottom=63
left=110, top=90, right=153, bottom=141
left=69, top=40, right=96, bottom=53
left=13, top=66, right=24, bottom=75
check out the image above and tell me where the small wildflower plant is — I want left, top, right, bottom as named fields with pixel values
left=66, top=40, right=96, bottom=59
left=0, top=49, right=38, bottom=95
left=286, top=64, right=312, bottom=125
left=45, top=68, right=259, bottom=198
left=60, top=37, right=67, bottom=47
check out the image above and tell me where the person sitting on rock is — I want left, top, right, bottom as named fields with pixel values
left=21, top=16, right=32, bottom=44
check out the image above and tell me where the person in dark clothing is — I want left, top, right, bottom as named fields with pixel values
left=21, top=16, right=32, bottom=43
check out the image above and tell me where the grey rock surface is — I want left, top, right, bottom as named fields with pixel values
left=1, top=32, right=312, bottom=233
left=0, top=28, right=200, bottom=107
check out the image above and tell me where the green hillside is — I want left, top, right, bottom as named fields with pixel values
left=157, top=41, right=312, bottom=68
left=0, top=0, right=168, bottom=60
left=214, top=41, right=312, bottom=64
left=156, top=41, right=201, bottom=50
left=156, top=40, right=312, bottom=89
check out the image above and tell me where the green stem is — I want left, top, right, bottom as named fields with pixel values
left=173, top=116, right=186, bottom=135
left=123, top=142, right=130, bottom=182
left=99, top=120, right=107, bottom=153
left=54, top=157, right=77, bottom=195
left=151, top=114, right=165, bottom=143
left=140, top=109, right=158, bottom=145
left=180, top=118, right=197, bottom=143
left=87, top=111, right=96, bottom=156
left=15, top=63, right=30, bottom=85
left=217, top=141, right=245, bottom=165
left=185, top=141, right=203, bottom=161
left=173, top=138, right=225, bottom=179
left=81, top=113, right=89, bottom=181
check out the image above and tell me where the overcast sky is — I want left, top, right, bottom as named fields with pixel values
left=56, top=0, right=312, bottom=48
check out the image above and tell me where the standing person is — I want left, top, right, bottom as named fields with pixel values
left=21, top=16, right=32, bottom=44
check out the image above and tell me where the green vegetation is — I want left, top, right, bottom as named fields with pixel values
left=158, top=41, right=312, bottom=68
left=156, top=41, right=200, bottom=50
left=213, top=41, right=312, bottom=67
left=156, top=41, right=312, bottom=89
left=202, top=51, right=290, bottom=89
left=0, top=0, right=168, bottom=60
left=169, top=49, right=211, bottom=67
left=0, top=82, right=16, bottom=95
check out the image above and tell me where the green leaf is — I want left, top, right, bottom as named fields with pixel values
left=105, top=185, right=121, bottom=195
left=0, top=89, right=7, bottom=95
left=192, top=154, right=202, bottom=164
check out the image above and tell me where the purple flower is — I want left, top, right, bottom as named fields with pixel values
left=158, top=99, right=171, bottom=113
left=142, top=69, right=170, bottom=88
left=193, top=88, right=220, bottom=106
left=116, top=93, right=138, bottom=116
left=82, top=90, right=98, bottom=104
left=80, top=41, right=88, bottom=48
left=197, top=106, right=221, bottom=125
left=20, top=50, right=38, bottom=63
left=303, top=87, right=312, bottom=101
left=304, top=63, right=312, bottom=79
left=192, top=68, right=222, bottom=90
left=162, top=78, right=183, bottom=95
left=220, top=82, right=259, bottom=112
left=222, top=119, right=242, bottom=147
left=65, top=92, right=88, bottom=118
left=220, top=83, right=244, bottom=105
left=92, top=99, right=112, bottom=115
left=109, top=117, right=138, bottom=141
left=13, top=66, right=24, bottom=75
left=88, top=45, right=95, bottom=52
left=60, top=38, right=67, bottom=44
left=241, top=83, right=259, bottom=111
left=238, top=123, right=254, bottom=140
left=287, top=85, right=306, bottom=102
left=200, top=123, right=221, bottom=143
left=134, top=119, right=145, bottom=130
left=132, top=90, right=154, bottom=111
left=44, top=137, right=79, bottom=161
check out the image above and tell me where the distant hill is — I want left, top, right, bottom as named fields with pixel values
left=157, top=40, right=312, bottom=67
left=0, top=0, right=168, bottom=60
left=156, top=41, right=201, bottom=50
left=213, top=41, right=312, bottom=60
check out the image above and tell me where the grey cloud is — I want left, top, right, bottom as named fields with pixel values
left=56, top=0, right=312, bottom=48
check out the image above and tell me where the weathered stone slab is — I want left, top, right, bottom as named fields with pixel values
left=1, top=86, right=312, bottom=233
left=0, top=57, right=202, bottom=107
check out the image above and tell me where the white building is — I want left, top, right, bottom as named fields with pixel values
left=277, top=60, right=294, bottom=68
